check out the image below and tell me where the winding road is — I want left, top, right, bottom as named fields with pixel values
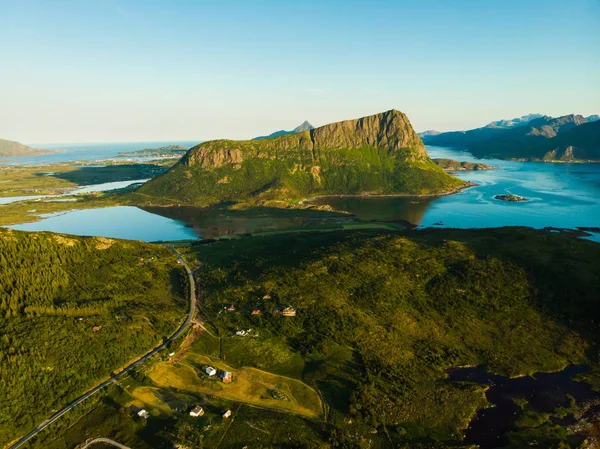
left=7, top=248, right=196, bottom=449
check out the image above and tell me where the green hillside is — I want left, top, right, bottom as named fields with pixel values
left=0, top=229, right=188, bottom=446
left=135, top=110, right=464, bottom=206
left=0, top=138, right=50, bottom=157
left=177, top=227, right=600, bottom=447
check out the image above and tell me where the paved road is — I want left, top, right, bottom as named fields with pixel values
left=7, top=248, right=196, bottom=449
left=80, top=438, right=131, bottom=449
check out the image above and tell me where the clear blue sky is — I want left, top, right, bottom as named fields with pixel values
left=1, top=0, right=598, bottom=143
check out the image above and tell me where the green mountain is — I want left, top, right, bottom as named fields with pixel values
left=423, top=114, right=600, bottom=161
left=253, top=120, right=315, bottom=140
left=0, top=138, right=50, bottom=157
left=136, top=110, right=464, bottom=206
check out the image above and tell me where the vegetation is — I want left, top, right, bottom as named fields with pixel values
left=8, top=226, right=600, bottom=448
left=116, top=144, right=189, bottom=158
left=0, top=138, right=51, bottom=157
left=0, top=162, right=170, bottom=198
left=146, top=353, right=323, bottom=418
left=177, top=227, right=599, bottom=447
left=432, top=158, right=494, bottom=171
left=0, top=229, right=188, bottom=446
left=135, top=110, right=464, bottom=206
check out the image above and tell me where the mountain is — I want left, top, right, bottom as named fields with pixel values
left=253, top=120, right=315, bottom=140
left=0, top=138, right=51, bottom=157
left=586, top=114, right=600, bottom=123
left=417, top=130, right=440, bottom=138
left=534, top=120, right=600, bottom=161
left=485, top=113, right=544, bottom=129
left=136, top=110, right=464, bottom=206
left=423, top=114, right=599, bottom=161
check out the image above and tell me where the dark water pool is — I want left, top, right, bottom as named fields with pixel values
left=448, top=365, right=600, bottom=448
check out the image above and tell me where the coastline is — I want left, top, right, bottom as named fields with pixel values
left=302, top=182, right=476, bottom=204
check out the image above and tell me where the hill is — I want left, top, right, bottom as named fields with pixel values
left=136, top=110, right=464, bottom=206
left=253, top=120, right=315, bottom=140
left=24, top=227, right=600, bottom=448
left=417, top=129, right=440, bottom=138
left=0, top=229, right=188, bottom=445
left=0, top=138, right=53, bottom=157
left=485, top=113, right=544, bottom=129
left=117, top=144, right=190, bottom=158
left=423, top=114, right=600, bottom=161
left=178, top=227, right=599, bottom=447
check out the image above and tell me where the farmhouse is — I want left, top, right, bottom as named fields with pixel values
left=190, top=405, right=204, bottom=417
left=221, top=371, right=233, bottom=383
left=205, top=366, right=217, bottom=377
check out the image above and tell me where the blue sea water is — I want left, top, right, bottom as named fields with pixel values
left=0, top=141, right=201, bottom=165
left=5, top=145, right=600, bottom=242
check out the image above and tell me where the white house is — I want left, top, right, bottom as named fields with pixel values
left=206, top=366, right=217, bottom=377
left=190, top=405, right=204, bottom=417
left=223, top=409, right=232, bottom=419
left=137, top=409, right=150, bottom=419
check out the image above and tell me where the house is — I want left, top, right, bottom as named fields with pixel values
left=223, top=409, right=232, bottom=419
left=190, top=405, right=204, bottom=417
left=92, top=325, right=103, bottom=332
left=282, top=306, right=296, bottom=317
left=205, top=366, right=217, bottom=377
left=169, top=352, right=175, bottom=357
left=137, top=409, right=150, bottom=419
left=224, top=304, right=236, bottom=311
left=221, top=371, right=233, bottom=383
left=251, top=309, right=261, bottom=315
left=263, top=294, right=271, bottom=299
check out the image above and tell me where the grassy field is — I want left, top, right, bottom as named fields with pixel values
left=145, top=353, right=324, bottom=419
left=0, top=162, right=171, bottom=197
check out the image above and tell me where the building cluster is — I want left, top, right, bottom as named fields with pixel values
left=205, top=365, right=233, bottom=383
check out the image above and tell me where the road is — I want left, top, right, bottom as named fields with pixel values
left=7, top=248, right=196, bottom=449
left=80, top=438, right=131, bottom=449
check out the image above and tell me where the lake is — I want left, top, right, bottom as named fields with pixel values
left=6, top=146, right=600, bottom=242
left=449, top=365, right=600, bottom=448
left=0, top=178, right=151, bottom=205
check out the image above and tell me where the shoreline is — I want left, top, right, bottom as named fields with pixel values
left=302, top=182, right=477, bottom=204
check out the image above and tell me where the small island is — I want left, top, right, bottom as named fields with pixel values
left=494, top=194, right=528, bottom=202
left=432, top=158, right=495, bottom=171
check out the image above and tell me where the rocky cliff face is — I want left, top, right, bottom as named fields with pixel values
left=137, top=110, right=461, bottom=206
left=183, top=110, right=427, bottom=169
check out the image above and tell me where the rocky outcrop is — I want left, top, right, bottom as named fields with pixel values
left=183, top=110, right=427, bottom=169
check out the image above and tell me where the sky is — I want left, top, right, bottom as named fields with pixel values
left=1, top=0, right=599, bottom=144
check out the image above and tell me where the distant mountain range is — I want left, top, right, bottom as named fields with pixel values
left=421, top=113, right=600, bottom=162
left=135, top=110, right=464, bottom=207
left=0, top=138, right=54, bottom=157
left=253, top=120, right=315, bottom=140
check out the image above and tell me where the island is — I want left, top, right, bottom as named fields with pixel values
left=495, top=194, right=528, bottom=202
left=432, top=158, right=495, bottom=171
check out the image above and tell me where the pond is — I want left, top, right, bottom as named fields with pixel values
left=449, top=365, right=600, bottom=448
